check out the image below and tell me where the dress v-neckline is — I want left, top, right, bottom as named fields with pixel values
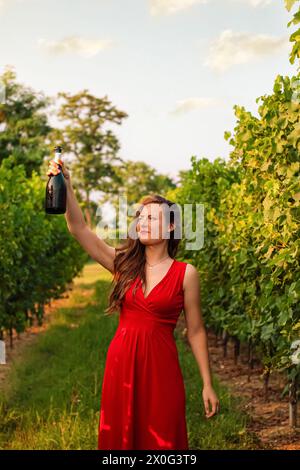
left=138, top=259, right=176, bottom=300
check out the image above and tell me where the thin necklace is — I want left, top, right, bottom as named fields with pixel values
left=145, top=255, right=170, bottom=268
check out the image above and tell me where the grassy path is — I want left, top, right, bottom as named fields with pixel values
left=0, top=261, right=257, bottom=450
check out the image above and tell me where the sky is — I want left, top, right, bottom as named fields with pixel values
left=0, top=0, right=298, bottom=186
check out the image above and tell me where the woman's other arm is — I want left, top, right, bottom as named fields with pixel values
left=183, top=264, right=220, bottom=418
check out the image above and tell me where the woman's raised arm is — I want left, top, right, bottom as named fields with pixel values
left=47, top=160, right=116, bottom=274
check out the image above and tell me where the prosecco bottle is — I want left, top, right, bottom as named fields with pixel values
left=45, top=146, right=67, bottom=214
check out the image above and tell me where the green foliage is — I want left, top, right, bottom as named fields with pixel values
left=176, top=72, right=300, bottom=388
left=0, top=156, right=89, bottom=339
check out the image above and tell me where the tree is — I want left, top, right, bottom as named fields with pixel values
left=285, top=0, right=300, bottom=69
left=49, top=90, right=128, bottom=228
left=0, top=66, right=52, bottom=177
left=101, top=159, right=176, bottom=207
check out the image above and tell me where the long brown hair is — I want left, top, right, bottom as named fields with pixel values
left=104, top=194, right=182, bottom=316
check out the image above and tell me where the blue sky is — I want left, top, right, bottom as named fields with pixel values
left=0, top=0, right=298, bottom=182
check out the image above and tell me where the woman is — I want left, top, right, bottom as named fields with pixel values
left=47, top=159, right=220, bottom=450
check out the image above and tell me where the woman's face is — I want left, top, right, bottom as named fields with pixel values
left=136, top=203, right=172, bottom=245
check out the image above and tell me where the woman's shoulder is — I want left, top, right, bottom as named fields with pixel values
left=179, top=262, right=199, bottom=291
left=175, top=259, right=197, bottom=270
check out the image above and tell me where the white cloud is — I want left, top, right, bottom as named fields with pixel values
left=149, top=0, right=208, bottom=16
left=231, top=0, right=273, bottom=6
left=170, top=96, right=222, bottom=115
left=37, top=35, right=116, bottom=59
left=203, top=29, right=289, bottom=72
left=149, top=0, right=273, bottom=15
left=0, top=0, right=12, bottom=11
left=0, top=0, right=274, bottom=17
left=0, top=0, right=25, bottom=12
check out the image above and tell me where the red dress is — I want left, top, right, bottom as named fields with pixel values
left=98, top=259, right=189, bottom=450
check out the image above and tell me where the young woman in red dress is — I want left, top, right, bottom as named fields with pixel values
left=47, top=160, right=220, bottom=450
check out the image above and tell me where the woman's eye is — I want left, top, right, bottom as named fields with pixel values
left=138, top=215, right=156, bottom=222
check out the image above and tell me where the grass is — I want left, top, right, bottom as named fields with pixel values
left=176, top=336, right=260, bottom=449
left=0, top=260, right=258, bottom=450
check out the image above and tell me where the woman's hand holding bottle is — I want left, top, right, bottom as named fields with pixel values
left=47, top=159, right=71, bottom=182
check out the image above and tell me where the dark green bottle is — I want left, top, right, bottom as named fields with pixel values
left=45, top=146, right=67, bottom=214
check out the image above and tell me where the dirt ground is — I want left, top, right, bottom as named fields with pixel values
left=179, top=320, right=300, bottom=450
left=1, top=291, right=300, bottom=450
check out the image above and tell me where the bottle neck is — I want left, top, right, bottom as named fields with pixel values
left=54, top=153, right=63, bottom=166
